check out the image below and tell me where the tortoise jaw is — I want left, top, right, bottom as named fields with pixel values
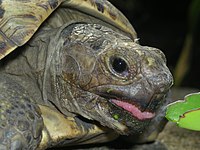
left=92, top=88, right=157, bottom=121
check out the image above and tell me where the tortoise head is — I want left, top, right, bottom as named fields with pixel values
left=57, top=23, right=173, bottom=135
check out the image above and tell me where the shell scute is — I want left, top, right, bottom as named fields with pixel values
left=0, top=0, right=62, bottom=60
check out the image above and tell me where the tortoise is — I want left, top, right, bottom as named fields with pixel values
left=0, top=0, right=173, bottom=149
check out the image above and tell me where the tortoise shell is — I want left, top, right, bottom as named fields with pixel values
left=0, top=0, right=137, bottom=59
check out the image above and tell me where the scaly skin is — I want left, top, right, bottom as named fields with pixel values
left=0, top=22, right=173, bottom=149
left=0, top=75, right=43, bottom=149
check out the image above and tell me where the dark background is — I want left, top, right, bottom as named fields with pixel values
left=110, top=0, right=200, bottom=89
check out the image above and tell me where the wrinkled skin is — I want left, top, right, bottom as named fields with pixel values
left=0, top=22, right=173, bottom=149
left=59, top=23, right=173, bottom=133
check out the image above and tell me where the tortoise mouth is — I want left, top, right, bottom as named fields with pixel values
left=86, top=85, right=168, bottom=134
left=93, top=89, right=158, bottom=121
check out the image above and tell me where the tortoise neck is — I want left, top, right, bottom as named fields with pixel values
left=32, top=27, right=65, bottom=107
left=0, top=28, right=60, bottom=106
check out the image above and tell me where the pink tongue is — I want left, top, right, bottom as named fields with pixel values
left=111, top=99, right=155, bottom=120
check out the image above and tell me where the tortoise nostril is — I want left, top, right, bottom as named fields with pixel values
left=151, top=48, right=167, bottom=63
left=153, top=73, right=173, bottom=93
left=142, top=49, right=173, bottom=94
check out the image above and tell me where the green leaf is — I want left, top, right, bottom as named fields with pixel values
left=165, top=92, right=200, bottom=131
left=113, top=114, right=120, bottom=120
left=178, top=108, right=200, bottom=131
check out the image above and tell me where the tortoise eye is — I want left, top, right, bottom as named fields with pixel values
left=110, top=56, right=129, bottom=76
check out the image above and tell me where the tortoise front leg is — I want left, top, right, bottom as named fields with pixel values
left=0, top=76, right=44, bottom=150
